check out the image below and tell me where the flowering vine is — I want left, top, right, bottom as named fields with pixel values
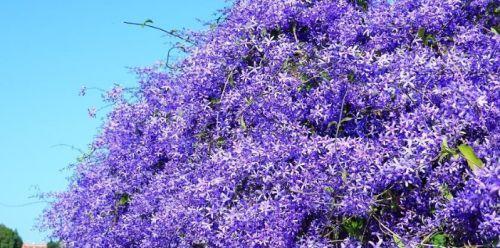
left=42, top=0, right=499, bottom=247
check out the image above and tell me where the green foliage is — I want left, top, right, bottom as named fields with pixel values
left=430, top=233, right=449, bottom=247
left=341, top=217, right=365, bottom=238
left=341, top=169, right=348, bottom=183
left=239, top=116, right=247, bottom=131
left=244, top=97, right=254, bottom=106
left=297, top=74, right=320, bottom=92
left=347, top=72, right=356, bottom=82
left=320, top=71, right=331, bottom=81
left=216, top=136, right=225, bottom=148
left=324, top=186, right=334, bottom=193
left=349, top=0, right=369, bottom=11
left=439, top=184, right=453, bottom=201
left=438, top=138, right=458, bottom=163
left=437, top=138, right=484, bottom=172
left=47, top=240, right=61, bottom=248
left=417, top=28, right=437, bottom=48
left=393, top=234, right=405, bottom=248
left=491, top=26, right=499, bottom=35
left=300, top=120, right=316, bottom=135
left=457, top=144, right=484, bottom=171
left=227, top=71, right=235, bottom=87
left=0, top=224, right=23, bottom=248
left=328, top=117, right=354, bottom=130
left=208, top=97, right=221, bottom=107
left=118, top=193, right=130, bottom=206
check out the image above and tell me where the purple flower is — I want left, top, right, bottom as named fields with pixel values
left=78, top=86, right=87, bottom=96
left=87, top=107, right=96, bottom=118
left=105, top=85, right=123, bottom=102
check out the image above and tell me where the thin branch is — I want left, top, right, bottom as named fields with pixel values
left=0, top=200, right=50, bottom=208
left=51, top=144, right=85, bottom=154
left=292, top=22, right=299, bottom=43
left=85, top=86, right=106, bottom=93
left=335, top=87, right=348, bottom=138
left=419, top=230, right=438, bottom=247
left=372, top=215, right=403, bottom=240
left=123, top=21, right=196, bottom=45
left=165, top=44, right=187, bottom=70
left=216, top=70, right=234, bottom=137
left=360, top=212, right=372, bottom=244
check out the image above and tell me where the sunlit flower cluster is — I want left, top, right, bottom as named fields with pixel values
left=43, top=0, right=499, bottom=247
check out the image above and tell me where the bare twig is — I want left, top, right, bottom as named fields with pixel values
left=292, top=22, right=299, bottom=43
left=51, top=144, right=85, bottom=154
left=372, top=215, right=403, bottom=241
left=165, top=44, right=187, bottom=70
left=215, top=70, right=234, bottom=136
left=335, top=87, right=348, bottom=138
left=0, top=200, right=50, bottom=208
left=124, top=21, right=196, bottom=45
left=360, top=212, right=372, bottom=244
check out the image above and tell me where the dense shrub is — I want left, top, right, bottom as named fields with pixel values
left=47, top=240, right=61, bottom=248
left=43, top=0, right=499, bottom=247
left=0, top=224, right=23, bottom=248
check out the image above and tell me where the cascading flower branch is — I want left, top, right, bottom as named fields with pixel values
left=41, top=0, right=499, bottom=247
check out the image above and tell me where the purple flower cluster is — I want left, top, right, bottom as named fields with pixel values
left=42, top=0, right=499, bottom=247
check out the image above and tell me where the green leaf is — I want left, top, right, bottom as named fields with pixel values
left=298, top=78, right=319, bottom=92
left=245, top=97, right=254, bottom=106
left=417, top=28, right=437, bottom=47
left=430, top=233, right=448, bottom=248
left=142, top=19, right=153, bottom=27
left=209, top=97, right=221, bottom=107
left=440, top=137, right=448, bottom=151
left=347, top=72, right=356, bottom=82
left=424, top=34, right=436, bottom=46
left=239, top=116, right=247, bottom=131
left=299, top=73, right=309, bottom=83
left=457, top=144, right=484, bottom=171
left=393, top=235, right=405, bottom=248
left=327, top=121, right=338, bottom=129
left=324, top=186, right=333, bottom=193
left=491, top=26, right=500, bottom=35
left=417, top=28, right=426, bottom=38
left=438, top=138, right=458, bottom=163
left=118, top=194, right=130, bottom=206
left=340, top=116, right=353, bottom=123
left=228, top=71, right=235, bottom=87
left=439, top=184, right=453, bottom=201
left=283, top=60, right=298, bottom=74
left=301, top=120, right=316, bottom=135
left=341, top=169, right=348, bottom=183
left=260, top=27, right=268, bottom=37
left=430, top=206, right=436, bottom=215
left=353, top=0, right=368, bottom=11
left=341, top=217, right=365, bottom=238
left=320, top=71, right=331, bottom=81
left=328, top=117, right=352, bottom=130
left=216, top=137, right=225, bottom=148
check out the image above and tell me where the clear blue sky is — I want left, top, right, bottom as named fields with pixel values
left=0, top=0, right=227, bottom=243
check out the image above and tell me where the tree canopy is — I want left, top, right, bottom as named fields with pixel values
left=0, top=224, right=23, bottom=248
left=46, top=240, right=60, bottom=248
